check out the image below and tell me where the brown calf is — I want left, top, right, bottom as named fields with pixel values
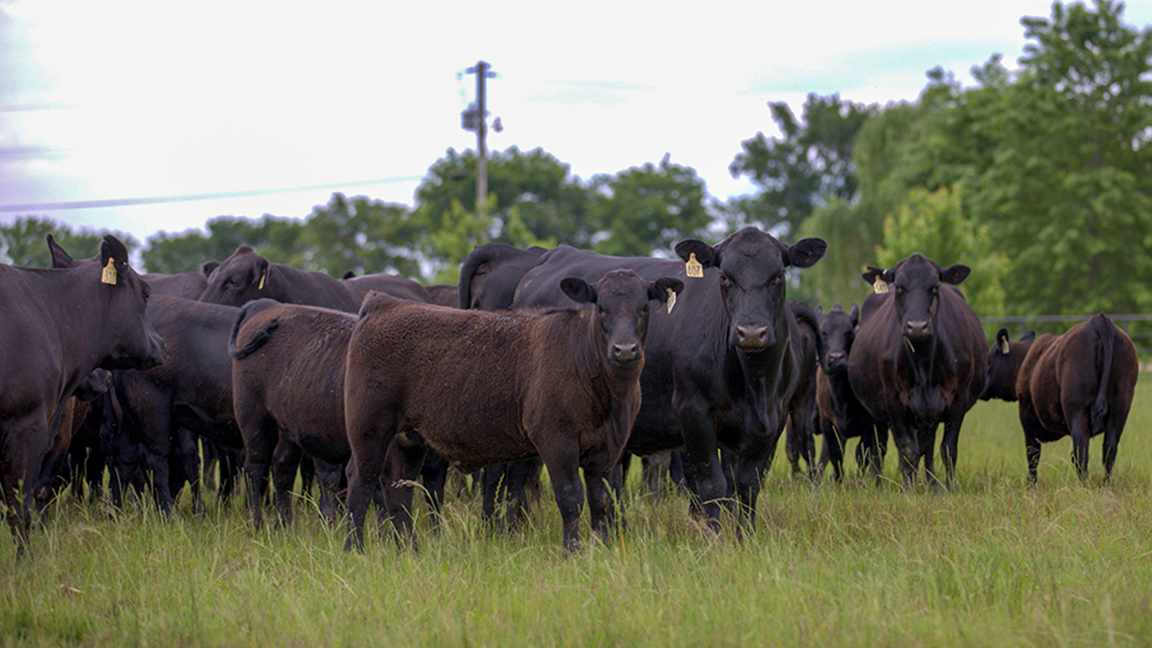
left=343, top=270, right=681, bottom=551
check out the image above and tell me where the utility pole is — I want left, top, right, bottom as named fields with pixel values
left=463, top=60, right=496, bottom=217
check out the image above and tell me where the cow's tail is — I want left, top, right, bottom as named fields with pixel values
left=1090, top=313, right=1116, bottom=432
left=229, top=299, right=281, bottom=360
left=789, top=301, right=824, bottom=370
left=457, top=246, right=497, bottom=310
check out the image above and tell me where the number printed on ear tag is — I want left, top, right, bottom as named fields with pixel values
left=685, top=253, right=703, bottom=279
left=101, top=259, right=118, bottom=285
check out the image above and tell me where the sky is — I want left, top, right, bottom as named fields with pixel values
left=3, top=0, right=1151, bottom=245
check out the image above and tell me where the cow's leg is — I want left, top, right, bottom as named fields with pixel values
left=890, top=422, right=919, bottom=487
left=538, top=441, right=584, bottom=552
left=480, top=463, right=507, bottom=525
left=1068, top=410, right=1091, bottom=482
left=174, top=428, right=204, bottom=514
left=504, top=458, right=540, bottom=531
left=379, top=436, right=425, bottom=547
left=733, top=444, right=773, bottom=532
left=344, top=410, right=393, bottom=552
left=679, top=397, right=726, bottom=530
left=136, top=403, right=176, bottom=514
left=582, top=462, right=618, bottom=544
left=315, top=459, right=345, bottom=523
left=237, top=409, right=277, bottom=530
left=271, top=438, right=302, bottom=528
left=940, top=413, right=966, bottom=488
left=419, top=451, right=448, bottom=527
left=785, top=419, right=802, bottom=477
left=865, top=423, right=889, bottom=485
left=823, top=422, right=845, bottom=483
left=642, top=452, right=672, bottom=502
left=298, top=454, right=316, bottom=500
left=216, top=442, right=241, bottom=505
left=919, top=425, right=940, bottom=487
left=1102, top=424, right=1121, bottom=484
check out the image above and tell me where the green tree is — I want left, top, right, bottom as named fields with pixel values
left=587, top=155, right=710, bottom=257
left=792, top=199, right=874, bottom=308
left=299, top=194, right=422, bottom=278
left=0, top=216, right=140, bottom=267
left=729, top=93, right=876, bottom=235
left=142, top=215, right=305, bottom=274
left=414, top=146, right=591, bottom=248
left=875, top=186, right=1010, bottom=319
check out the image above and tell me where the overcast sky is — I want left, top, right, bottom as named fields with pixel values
left=3, top=0, right=1151, bottom=244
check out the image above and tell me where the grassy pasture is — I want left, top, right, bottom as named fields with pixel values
left=3, top=377, right=1152, bottom=647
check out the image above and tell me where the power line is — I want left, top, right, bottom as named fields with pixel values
left=0, top=176, right=425, bottom=213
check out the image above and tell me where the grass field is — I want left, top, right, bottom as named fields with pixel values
left=3, top=377, right=1152, bottom=647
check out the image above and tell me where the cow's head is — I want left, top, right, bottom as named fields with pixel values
left=561, top=269, right=683, bottom=370
left=48, top=235, right=167, bottom=371
left=198, top=245, right=272, bottom=307
left=980, top=328, right=1035, bottom=401
left=818, top=302, right=859, bottom=376
left=676, top=227, right=826, bottom=352
left=862, top=253, right=969, bottom=348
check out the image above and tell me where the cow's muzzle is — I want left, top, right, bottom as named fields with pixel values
left=735, top=324, right=774, bottom=351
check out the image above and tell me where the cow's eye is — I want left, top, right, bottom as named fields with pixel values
left=772, top=271, right=785, bottom=285
left=718, top=274, right=730, bottom=287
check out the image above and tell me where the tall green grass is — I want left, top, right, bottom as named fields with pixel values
left=3, top=378, right=1151, bottom=646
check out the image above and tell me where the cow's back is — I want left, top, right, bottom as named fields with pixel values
left=347, top=298, right=551, bottom=468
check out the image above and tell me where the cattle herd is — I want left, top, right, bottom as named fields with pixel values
left=0, top=227, right=1140, bottom=555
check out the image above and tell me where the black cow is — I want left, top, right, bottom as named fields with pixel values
left=142, top=262, right=217, bottom=301
left=342, top=273, right=432, bottom=305
left=848, top=253, right=986, bottom=486
left=344, top=270, right=682, bottom=551
left=111, top=295, right=244, bottom=512
left=784, top=301, right=822, bottom=480
left=200, top=245, right=362, bottom=311
left=458, top=242, right=547, bottom=311
left=980, top=314, right=1138, bottom=482
left=0, top=236, right=166, bottom=553
left=424, top=285, right=460, bottom=307
left=814, top=303, right=887, bottom=481
left=512, top=227, right=826, bottom=530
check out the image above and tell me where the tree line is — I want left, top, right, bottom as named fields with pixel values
left=2, top=0, right=1148, bottom=317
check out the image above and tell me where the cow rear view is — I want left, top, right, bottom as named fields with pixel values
left=981, top=313, right=1138, bottom=482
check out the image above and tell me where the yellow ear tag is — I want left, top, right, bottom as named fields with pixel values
left=257, top=271, right=266, bottom=290
left=873, top=277, right=888, bottom=294
left=685, top=253, right=704, bottom=279
left=666, top=288, right=677, bottom=314
left=101, top=259, right=118, bottom=285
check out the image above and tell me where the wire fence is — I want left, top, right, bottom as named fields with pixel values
left=981, top=314, right=1152, bottom=359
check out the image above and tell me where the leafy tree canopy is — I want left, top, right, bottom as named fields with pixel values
left=587, top=154, right=710, bottom=257
left=729, top=93, right=876, bottom=235
left=0, top=216, right=140, bottom=267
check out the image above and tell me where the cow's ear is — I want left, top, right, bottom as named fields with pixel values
left=561, top=277, right=597, bottom=304
left=1021, top=330, right=1037, bottom=342
left=996, top=328, right=1011, bottom=355
left=785, top=238, right=827, bottom=269
left=200, top=261, right=220, bottom=278
left=849, top=302, right=860, bottom=325
left=648, top=277, right=684, bottom=304
left=815, top=305, right=823, bottom=318
left=255, top=256, right=271, bottom=289
left=861, top=266, right=885, bottom=285
left=100, top=235, right=129, bottom=267
left=674, top=239, right=718, bottom=268
left=47, top=234, right=76, bottom=268
left=941, top=263, right=971, bottom=285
